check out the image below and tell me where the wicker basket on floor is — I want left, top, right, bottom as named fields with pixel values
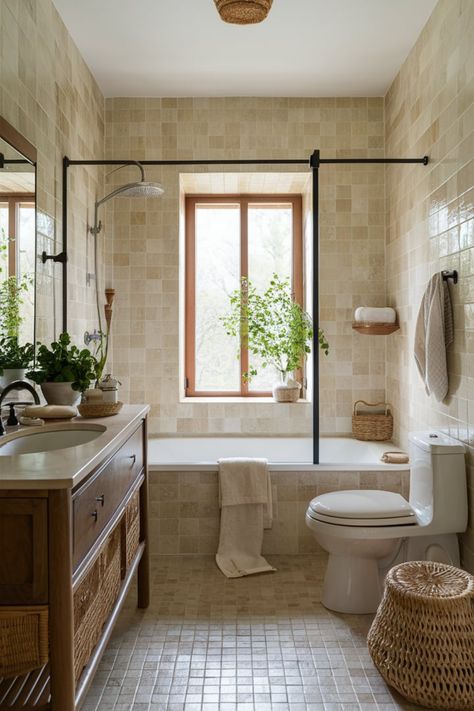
left=367, top=561, right=474, bottom=711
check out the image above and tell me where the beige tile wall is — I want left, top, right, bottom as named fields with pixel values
left=384, top=0, right=474, bottom=572
left=0, top=0, right=104, bottom=345
left=104, top=97, right=387, bottom=436
left=149, top=467, right=410, bottom=557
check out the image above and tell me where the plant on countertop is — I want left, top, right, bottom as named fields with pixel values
left=27, top=332, right=98, bottom=393
left=221, top=273, right=329, bottom=383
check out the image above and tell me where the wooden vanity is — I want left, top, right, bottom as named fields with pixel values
left=0, top=406, right=150, bottom=710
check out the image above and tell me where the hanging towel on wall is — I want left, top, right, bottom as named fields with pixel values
left=414, top=273, right=454, bottom=401
left=216, top=458, right=276, bottom=578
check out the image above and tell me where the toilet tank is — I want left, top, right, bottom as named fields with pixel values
left=408, top=432, right=467, bottom=531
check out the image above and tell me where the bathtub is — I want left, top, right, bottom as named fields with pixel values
left=148, top=436, right=407, bottom=471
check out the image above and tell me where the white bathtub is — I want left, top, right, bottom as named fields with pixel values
left=148, top=436, right=406, bottom=471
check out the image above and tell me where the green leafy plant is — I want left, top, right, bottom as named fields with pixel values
left=0, top=336, right=35, bottom=375
left=0, top=229, right=33, bottom=339
left=27, top=332, right=98, bottom=393
left=221, top=274, right=329, bottom=382
left=0, top=228, right=34, bottom=371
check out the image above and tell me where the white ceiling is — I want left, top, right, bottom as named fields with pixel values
left=53, top=0, right=437, bottom=98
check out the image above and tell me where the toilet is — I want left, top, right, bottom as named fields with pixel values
left=305, top=432, right=467, bottom=614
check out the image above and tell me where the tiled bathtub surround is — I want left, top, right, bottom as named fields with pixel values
left=148, top=469, right=410, bottom=557
left=384, top=0, right=474, bottom=572
left=104, top=97, right=387, bottom=437
left=0, top=0, right=104, bottom=344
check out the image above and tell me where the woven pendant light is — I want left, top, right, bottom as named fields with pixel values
left=214, top=0, right=273, bottom=25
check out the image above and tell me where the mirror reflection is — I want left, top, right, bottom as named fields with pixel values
left=0, top=136, right=36, bottom=388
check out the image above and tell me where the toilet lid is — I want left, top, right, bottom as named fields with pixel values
left=308, top=490, right=415, bottom=520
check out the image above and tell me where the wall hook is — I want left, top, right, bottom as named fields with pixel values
left=441, top=269, right=458, bottom=284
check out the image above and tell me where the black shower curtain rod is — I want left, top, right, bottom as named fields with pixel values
left=64, top=156, right=429, bottom=167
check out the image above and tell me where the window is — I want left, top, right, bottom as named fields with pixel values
left=185, top=194, right=303, bottom=397
left=0, top=195, right=35, bottom=343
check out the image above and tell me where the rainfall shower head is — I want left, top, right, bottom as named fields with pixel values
left=96, top=161, right=164, bottom=207
left=110, top=181, right=164, bottom=199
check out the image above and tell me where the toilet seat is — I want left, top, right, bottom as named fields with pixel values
left=307, top=490, right=417, bottom=527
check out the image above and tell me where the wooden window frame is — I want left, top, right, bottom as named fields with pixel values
left=185, top=194, right=303, bottom=398
left=0, top=194, right=35, bottom=278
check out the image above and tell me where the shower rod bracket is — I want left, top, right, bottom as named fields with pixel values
left=41, top=250, right=67, bottom=265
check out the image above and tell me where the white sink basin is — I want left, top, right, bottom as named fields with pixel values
left=0, top=424, right=107, bottom=455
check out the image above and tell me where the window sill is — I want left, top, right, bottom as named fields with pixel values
left=181, top=397, right=311, bottom=404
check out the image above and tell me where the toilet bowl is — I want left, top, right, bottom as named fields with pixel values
left=305, top=432, right=467, bottom=614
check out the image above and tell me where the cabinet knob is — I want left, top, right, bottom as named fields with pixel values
left=95, top=494, right=105, bottom=506
left=128, top=454, right=136, bottom=465
left=91, top=510, right=98, bottom=521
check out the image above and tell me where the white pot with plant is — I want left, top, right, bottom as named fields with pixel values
left=27, top=332, right=98, bottom=406
left=222, top=274, right=329, bottom=402
left=0, top=231, right=35, bottom=388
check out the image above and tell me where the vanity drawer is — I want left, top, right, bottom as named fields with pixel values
left=73, top=424, right=143, bottom=567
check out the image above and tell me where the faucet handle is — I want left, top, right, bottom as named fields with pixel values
left=6, top=404, right=18, bottom=427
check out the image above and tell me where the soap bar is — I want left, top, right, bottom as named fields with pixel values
left=23, top=405, right=77, bottom=419
left=354, top=307, right=396, bottom=323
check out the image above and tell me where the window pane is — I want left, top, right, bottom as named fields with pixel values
left=0, top=204, right=8, bottom=282
left=248, top=204, right=293, bottom=391
left=17, top=203, right=35, bottom=343
left=195, top=204, right=241, bottom=391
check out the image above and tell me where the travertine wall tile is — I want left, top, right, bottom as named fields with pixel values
left=105, top=97, right=386, bottom=436
left=385, top=0, right=474, bottom=572
left=0, top=0, right=104, bottom=345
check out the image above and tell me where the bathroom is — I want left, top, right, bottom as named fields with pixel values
left=0, top=0, right=473, bottom=709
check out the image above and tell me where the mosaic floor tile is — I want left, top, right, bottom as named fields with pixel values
left=82, top=556, right=432, bottom=710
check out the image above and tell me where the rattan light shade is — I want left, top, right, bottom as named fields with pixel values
left=214, top=0, right=273, bottom=25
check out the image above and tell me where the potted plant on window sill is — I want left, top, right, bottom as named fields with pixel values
left=222, top=274, right=329, bottom=403
left=27, top=332, right=98, bottom=406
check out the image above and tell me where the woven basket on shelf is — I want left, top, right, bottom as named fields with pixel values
left=368, top=561, right=474, bottom=711
left=0, top=606, right=48, bottom=678
left=352, top=400, right=393, bottom=441
left=73, top=525, right=121, bottom=681
left=122, top=489, right=140, bottom=575
left=77, top=400, right=123, bottom=418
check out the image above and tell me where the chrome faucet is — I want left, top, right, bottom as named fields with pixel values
left=0, top=380, right=40, bottom=436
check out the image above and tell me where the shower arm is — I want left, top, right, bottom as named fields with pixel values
left=90, top=161, right=146, bottom=235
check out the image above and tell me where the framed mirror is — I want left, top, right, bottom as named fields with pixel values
left=0, top=117, right=37, bottom=388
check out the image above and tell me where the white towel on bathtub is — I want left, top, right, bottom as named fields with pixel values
left=216, top=458, right=276, bottom=578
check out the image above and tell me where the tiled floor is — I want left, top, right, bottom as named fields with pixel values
left=82, top=556, right=428, bottom=711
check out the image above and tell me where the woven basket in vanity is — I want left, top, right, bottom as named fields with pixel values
left=352, top=400, right=393, bottom=441
left=367, top=561, right=474, bottom=711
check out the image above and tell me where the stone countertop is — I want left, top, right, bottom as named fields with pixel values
left=0, top=404, right=149, bottom=490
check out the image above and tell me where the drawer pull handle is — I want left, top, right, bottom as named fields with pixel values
left=129, top=454, right=137, bottom=465
left=95, top=494, right=105, bottom=506
left=91, top=510, right=98, bottom=522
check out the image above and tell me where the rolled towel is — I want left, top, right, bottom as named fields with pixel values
left=354, top=307, right=397, bottom=323
left=381, top=451, right=409, bottom=464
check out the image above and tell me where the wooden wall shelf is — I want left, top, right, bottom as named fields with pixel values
left=352, top=321, right=400, bottom=335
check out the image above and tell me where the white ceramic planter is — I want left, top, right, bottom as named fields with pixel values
left=40, top=382, right=81, bottom=406
left=0, top=368, right=26, bottom=390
